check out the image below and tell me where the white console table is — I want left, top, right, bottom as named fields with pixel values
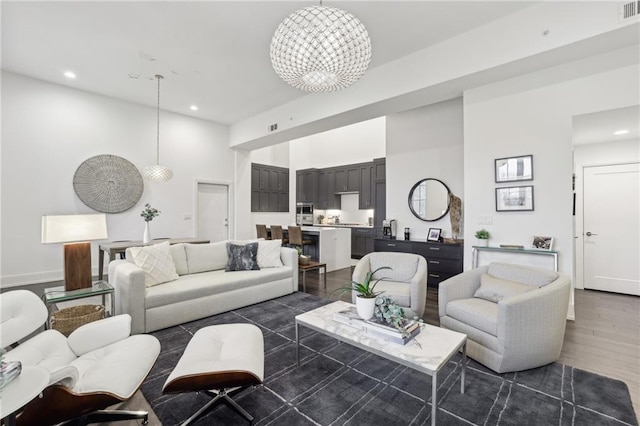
left=472, top=246, right=559, bottom=271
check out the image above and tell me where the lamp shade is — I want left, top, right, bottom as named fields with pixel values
left=41, top=214, right=108, bottom=244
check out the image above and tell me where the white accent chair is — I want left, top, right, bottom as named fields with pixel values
left=352, top=252, right=428, bottom=318
left=0, top=290, right=160, bottom=425
left=438, top=262, right=571, bottom=373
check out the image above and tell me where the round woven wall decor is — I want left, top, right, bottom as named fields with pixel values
left=73, top=154, right=144, bottom=213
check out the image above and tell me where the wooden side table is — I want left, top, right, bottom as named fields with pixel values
left=299, top=261, right=327, bottom=292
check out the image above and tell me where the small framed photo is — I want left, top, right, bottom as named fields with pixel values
left=427, top=228, right=442, bottom=242
left=495, top=154, right=533, bottom=183
left=496, top=185, right=534, bottom=212
left=532, top=236, right=553, bottom=250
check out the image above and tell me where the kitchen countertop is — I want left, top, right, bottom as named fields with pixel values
left=313, top=224, right=373, bottom=228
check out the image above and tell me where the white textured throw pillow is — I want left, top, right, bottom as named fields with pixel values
left=474, top=273, right=534, bottom=303
left=257, top=239, right=283, bottom=268
left=128, top=241, right=179, bottom=287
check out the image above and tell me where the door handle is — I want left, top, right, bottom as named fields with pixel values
left=585, top=232, right=598, bottom=236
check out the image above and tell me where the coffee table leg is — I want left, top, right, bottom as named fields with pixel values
left=323, top=266, right=327, bottom=289
left=431, top=372, right=437, bottom=426
left=295, top=321, right=300, bottom=366
left=461, top=341, right=466, bottom=394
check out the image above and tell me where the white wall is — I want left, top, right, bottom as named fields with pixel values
left=573, top=138, right=640, bottom=288
left=386, top=98, right=464, bottom=240
left=1, top=71, right=233, bottom=286
left=463, top=57, right=639, bottom=275
left=289, top=117, right=386, bottom=170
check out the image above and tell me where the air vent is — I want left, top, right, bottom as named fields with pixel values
left=268, top=123, right=278, bottom=132
left=619, top=1, right=639, bottom=21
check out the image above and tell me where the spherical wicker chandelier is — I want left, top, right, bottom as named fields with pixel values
left=270, top=4, right=372, bottom=93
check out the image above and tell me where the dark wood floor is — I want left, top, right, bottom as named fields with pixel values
left=6, top=267, right=639, bottom=422
left=303, top=266, right=640, bottom=416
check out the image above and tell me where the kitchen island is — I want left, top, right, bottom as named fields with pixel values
left=274, top=226, right=351, bottom=273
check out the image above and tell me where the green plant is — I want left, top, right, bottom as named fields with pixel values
left=374, top=296, right=407, bottom=329
left=295, top=246, right=308, bottom=257
left=141, top=204, right=161, bottom=222
left=332, top=266, right=392, bottom=299
left=475, top=229, right=490, bottom=239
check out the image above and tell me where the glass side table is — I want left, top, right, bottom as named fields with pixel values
left=42, top=281, right=115, bottom=329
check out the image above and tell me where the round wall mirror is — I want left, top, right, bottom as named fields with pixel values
left=408, top=178, right=451, bottom=221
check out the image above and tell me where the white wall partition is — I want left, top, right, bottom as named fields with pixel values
left=463, top=53, right=639, bottom=276
left=1, top=71, right=233, bottom=287
left=386, top=98, right=464, bottom=240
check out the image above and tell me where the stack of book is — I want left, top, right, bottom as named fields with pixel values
left=0, top=360, right=22, bottom=389
left=332, top=307, right=420, bottom=345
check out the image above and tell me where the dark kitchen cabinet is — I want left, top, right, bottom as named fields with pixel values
left=317, top=169, right=341, bottom=210
left=351, top=227, right=374, bottom=259
left=374, top=239, right=463, bottom=287
left=251, top=163, right=289, bottom=212
left=359, top=164, right=374, bottom=209
left=373, top=158, right=386, bottom=239
left=334, top=165, right=360, bottom=193
left=296, top=169, right=318, bottom=204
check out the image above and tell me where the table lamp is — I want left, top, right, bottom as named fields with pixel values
left=41, top=214, right=108, bottom=291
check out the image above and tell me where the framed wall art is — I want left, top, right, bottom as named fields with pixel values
left=532, top=236, right=553, bottom=250
left=495, top=185, right=534, bottom=212
left=495, top=154, right=533, bottom=183
left=427, top=228, right=442, bottom=241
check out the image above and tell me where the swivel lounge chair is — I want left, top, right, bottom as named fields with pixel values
left=352, top=252, right=428, bottom=319
left=0, top=290, right=160, bottom=425
left=438, top=262, right=571, bottom=373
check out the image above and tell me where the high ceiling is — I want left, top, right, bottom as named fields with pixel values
left=1, top=1, right=533, bottom=125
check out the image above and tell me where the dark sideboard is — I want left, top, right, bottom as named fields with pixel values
left=374, top=239, right=463, bottom=287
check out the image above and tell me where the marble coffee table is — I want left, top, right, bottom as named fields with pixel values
left=295, top=300, right=467, bottom=426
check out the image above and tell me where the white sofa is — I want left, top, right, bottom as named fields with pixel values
left=439, top=262, right=571, bottom=373
left=108, top=241, right=298, bottom=334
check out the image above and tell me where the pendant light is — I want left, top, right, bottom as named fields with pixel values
left=143, top=75, right=173, bottom=182
left=270, top=1, right=372, bottom=92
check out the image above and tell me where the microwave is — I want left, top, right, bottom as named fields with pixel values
left=296, top=203, right=314, bottom=225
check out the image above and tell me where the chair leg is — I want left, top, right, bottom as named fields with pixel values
left=61, top=410, right=149, bottom=425
left=182, top=388, right=253, bottom=425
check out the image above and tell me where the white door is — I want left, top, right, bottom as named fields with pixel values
left=197, top=183, right=229, bottom=242
left=583, top=163, right=640, bottom=295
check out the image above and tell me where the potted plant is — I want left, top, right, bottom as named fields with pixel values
left=296, top=246, right=310, bottom=265
left=333, top=266, right=391, bottom=319
left=475, top=228, right=490, bottom=246
left=140, top=204, right=161, bottom=243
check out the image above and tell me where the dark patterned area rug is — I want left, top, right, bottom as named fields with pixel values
left=141, top=292, right=638, bottom=425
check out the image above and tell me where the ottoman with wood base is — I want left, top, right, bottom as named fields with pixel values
left=162, top=324, right=264, bottom=425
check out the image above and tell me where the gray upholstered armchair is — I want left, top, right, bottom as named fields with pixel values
left=352, top=252, right=428, bottom=318
left=438, top=262, right=571, bottom=373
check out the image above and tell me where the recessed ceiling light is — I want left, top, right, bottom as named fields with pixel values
left=190, top=105, right=198, bottom=111
left=613, top=129, right=629, bottom=136
left=64, top=71, right=77, bottom=79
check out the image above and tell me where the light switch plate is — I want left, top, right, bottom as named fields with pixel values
left=478, top=215, right=493, bottom=225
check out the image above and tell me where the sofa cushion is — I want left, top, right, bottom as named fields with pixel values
left=170, top=244, right=189, bottom=276
left=488, top=262, right=558, bottom=287
left=474, top=273, right=534, bottom=303
left=226, top=242, right=260, bottom=271
left=374, top=280, right=411, bottom=307
left=128, top=241, right=178, bottom=287
left=145, top=267, right=293, bottom=309
left=369, top=253, right=419, bottom=283
left=257, top=239, right=283, bottom=268
left=446, top=298, right=498, bottom=336
left=184, top=242, right=227, bottom=274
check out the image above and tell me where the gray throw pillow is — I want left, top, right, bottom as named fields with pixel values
left=225, top=242, right=260, bottom=271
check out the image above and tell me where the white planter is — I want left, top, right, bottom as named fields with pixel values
left=355, top=296, right=376, bottom=320
left=477, top=238, right=489, bottom=247
left=143, top=222, right=151, bottom=243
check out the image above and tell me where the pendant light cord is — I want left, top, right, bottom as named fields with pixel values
left=155, top=74, right=163, bottom=165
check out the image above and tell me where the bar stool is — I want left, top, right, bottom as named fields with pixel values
left=288, top=226, right=314, bottom=256
left=256, top=224, right=269, bottom=240
left=270, top=225, right=288, bottom=244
